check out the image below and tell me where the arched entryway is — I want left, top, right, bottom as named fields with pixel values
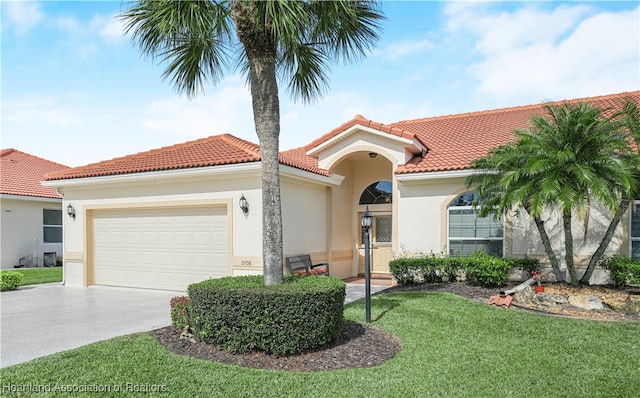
left=326, top=151, right=396, bottom=278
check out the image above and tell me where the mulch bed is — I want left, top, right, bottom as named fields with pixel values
left=151, top=282, right=638, bottom=372
left=151, top=321, right=401, bottom=372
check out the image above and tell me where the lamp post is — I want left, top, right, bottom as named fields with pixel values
left=361, top=206, right=373, bottom=323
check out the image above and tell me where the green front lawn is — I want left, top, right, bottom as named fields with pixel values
left=1, top=292, right=638, bottom=397
left=14, top=267, right=62, bottom=286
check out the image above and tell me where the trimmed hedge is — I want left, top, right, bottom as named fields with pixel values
left=187, top=275, right=346, bottom=357
left=170, top=296, right=190, bottom=330
left=464, top=253, right=512, bottom=287
left=0, top=271, right=23, bottom=291
left=599, top=255, right=640, bottom=287
left=508, top=256, right=540, bottom=274
left=388, top=255, right=462, bottom=285
left=390, top=253, right=524, bottom=288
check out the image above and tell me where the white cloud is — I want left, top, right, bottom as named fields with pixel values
left=55, top=16, right=81, bottom=34
left=379, top=38, right=434, bottom=59
left=2, top=95, right=127, bottom=166
left=445, top=3, right=640, bottom=105
left=3, top=1, right=44, bottom=34
left=91, top=14, right=127, bottom=45
left=3, top=97, right=85, bottom=128
left=139, top=75, right=256, bottom=141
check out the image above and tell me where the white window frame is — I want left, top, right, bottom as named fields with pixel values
left=43, top=208, right=63, bottom=244
left=447, top=193, right=504, bottom=257
left=630, top=200, right=640, bottom=259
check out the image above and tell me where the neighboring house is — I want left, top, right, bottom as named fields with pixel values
left=43, top=91, right=640, bottom=290
left=1, top=149, right=70, bottom=268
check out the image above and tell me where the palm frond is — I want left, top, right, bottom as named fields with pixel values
left=120, top=0, right=234, bottom=97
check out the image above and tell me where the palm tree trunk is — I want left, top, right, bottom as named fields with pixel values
left=563, top=211, right=579, bottom=286
left=233, top=3, right=283, bottom=286
left=580, top=199, right=630, bottom=285
left=249, top=55, right=283, bottom=286
left=532, top=216, right=564, bottom=281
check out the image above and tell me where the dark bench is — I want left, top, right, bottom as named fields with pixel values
left=285, top=254, right=330, bottom=276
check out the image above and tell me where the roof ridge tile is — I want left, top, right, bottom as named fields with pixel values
left=393, top=90, right=640, bottom=126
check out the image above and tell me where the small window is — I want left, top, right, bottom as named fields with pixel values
left=631, top=202, right=640, bottom=259
left=43, top=209, right=62, bottom=243
left=359, top=181, right=392, bottom=204
left=448, top=192, right=503, bottom=257
left=360, top=214, right=392, bottom=245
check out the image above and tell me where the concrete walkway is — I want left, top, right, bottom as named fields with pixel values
left=1, top=280, right=389, bottom=368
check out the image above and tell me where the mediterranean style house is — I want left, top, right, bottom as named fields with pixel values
left=1, top=149, right=69, bottom=268
left=43, top=91, right=640, bottom=291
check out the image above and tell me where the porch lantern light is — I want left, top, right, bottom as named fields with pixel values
left=239, top=194, right=249, bottom=216
left=361, top=206, right=373, bottom=323
left=66, top=204, right=76, bottom=220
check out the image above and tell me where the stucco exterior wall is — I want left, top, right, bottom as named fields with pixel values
left=281, top=177, right=328, bottom=257
left=396, top=178, right=465, bottom=256
left=53, top=166, right=340, bottom=286
left=395, top=174, right=627, bottom=284
left=1, top=196, right=63, bottom=268
left=59, top=171, right=263, bottom=286
left=329, top=161, right=355, bottom=278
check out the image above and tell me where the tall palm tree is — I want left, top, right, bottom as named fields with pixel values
left=467, top=101, right=637, bottom=286
left=120, top=1, right=384, bottom=285
left=579, top=99, right=640, bottom=284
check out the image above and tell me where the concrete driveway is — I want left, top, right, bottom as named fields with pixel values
left=1, top=283, right=178, bottom=368
left=0, top=281, right=388, bottom=369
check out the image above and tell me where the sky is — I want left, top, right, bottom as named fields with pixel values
left=2, top=1, right=639, bottom=168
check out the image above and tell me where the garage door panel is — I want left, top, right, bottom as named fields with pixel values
left=93, top=206, right=228, bottom=290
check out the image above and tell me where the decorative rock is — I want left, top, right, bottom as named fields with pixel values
left=534, top=293, right=568, bottom=307
left=603, top=297, right=627, bottom=312
left=623, top=296, right=640, bottom=315
left=567, top=294, right=604, bottom=311
left=513, top=285, right=534, bottom=305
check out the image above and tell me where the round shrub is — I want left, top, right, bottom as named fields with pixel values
left=187, top=275, right=346, bottom=356
left=464, top=253, right=512, bottom=287
left=599, top=255, right=640, bottom=287
left=170, top=295, right=190, bottom=330
left=1, top=271, right=23, bottom=291
left=508, top=256, right=540, bottom=274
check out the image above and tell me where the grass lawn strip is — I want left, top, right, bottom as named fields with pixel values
left=1, top=292, right=638, bottom=397
left=13, top=267, right=62, bottom=286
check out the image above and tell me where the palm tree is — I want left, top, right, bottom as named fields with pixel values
left=467, top=101, right=637, bottom=286
left=579, top=99, right=640, bottom=284
left=120, top=1, right=384, bottom=285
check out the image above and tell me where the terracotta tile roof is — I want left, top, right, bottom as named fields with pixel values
left=393, top=91, right=640, bottom=174
left=43, top=90, right=640, bottom=182
left=1, top=149, right=69, bottom=199
left=45, top=134, right=329, bottom=180
left=304, top=114, right=427, bottom=152
left=279, top=147, right=330, bottom=176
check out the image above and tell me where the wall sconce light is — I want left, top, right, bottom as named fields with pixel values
left=66, top=204, right=76, bottom=219
left=368, top=152, right=377, bottom=159
left=239, top=194, right=249, bottom=216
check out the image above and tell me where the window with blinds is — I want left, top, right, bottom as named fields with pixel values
left=631, top=202, right=640, bottom=259
left=448, top=192, right=503, bottom=257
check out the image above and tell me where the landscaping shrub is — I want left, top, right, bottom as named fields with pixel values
left=0, top=271, right=23, bottom=291
left=599, top=255, right=640, bottom=287
left=389, top=257, right=419, bottom=284
left=463, top=253, right=512, bottom=287
left=389, top=255, right=462, bottom=285
left=508, top=256, right=540, bottom=274
left=170, top=296, right=190, bottom=331
left=187, top=275, right=346, bottom=356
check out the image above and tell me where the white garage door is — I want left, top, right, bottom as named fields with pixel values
left=93, top=206, right=228, bottom=290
